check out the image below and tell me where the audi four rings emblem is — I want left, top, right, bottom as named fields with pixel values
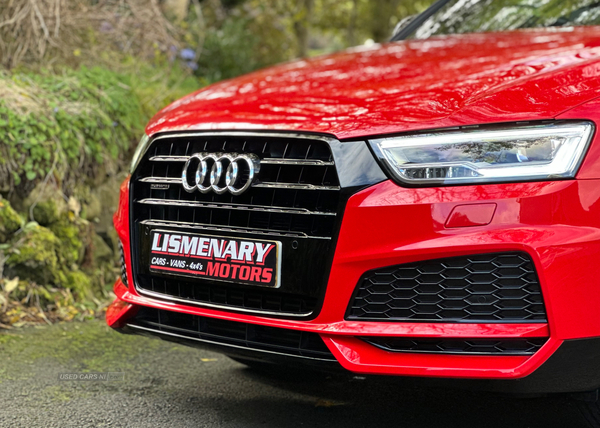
left=181, top=152, right=260, bottom=195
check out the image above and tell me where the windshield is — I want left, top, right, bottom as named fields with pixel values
left=409, top=0, right=600, bottom=39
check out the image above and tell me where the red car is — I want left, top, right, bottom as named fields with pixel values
left=108, top=0, right=600, bottom=425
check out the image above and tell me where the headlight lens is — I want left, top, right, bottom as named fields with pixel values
left=369, top=121, right=594, bottom=186
left=130, top=134, right=150, bottom=174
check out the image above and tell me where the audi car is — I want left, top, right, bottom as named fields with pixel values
left=108, top=1, right=600, bottom=425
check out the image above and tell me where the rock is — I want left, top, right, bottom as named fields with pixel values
left=49, top=217, right=89, bottom=267
left=31, top=199, right=65, bottom=226
left=22, top=182, right=67, bottom=226
left=91, top=232, right=113, bottom=266
left=82, top=192, right=102, bottom=222
left=62, top=269, right=93, bottom=299
left=5, top=223, right=60, bottom=285
left=4, top=221, right=96, bottom=300
left=0, top=197, right=24, bottom=243
left=93, top=171, right=128, bottom=236
left=85, top=231, right=118, bottom=293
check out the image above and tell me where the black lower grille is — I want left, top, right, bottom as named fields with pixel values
left=118, top=241, right=128, bottom=287
left=128, top=307, right=335, bottom=361
left=362, top=337, right=548, bottom=355
left=347, top=252, right=546, bottom=323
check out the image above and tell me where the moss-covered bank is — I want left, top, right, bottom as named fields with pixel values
left=0, top=61, right=200, bottom=328
left=0, top=195, right=116, bottom=327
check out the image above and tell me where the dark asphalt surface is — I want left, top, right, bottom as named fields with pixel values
left=0, top=320, right=589, bottom=427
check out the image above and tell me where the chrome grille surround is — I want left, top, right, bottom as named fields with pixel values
left=129, top=132, right=345, bottom=318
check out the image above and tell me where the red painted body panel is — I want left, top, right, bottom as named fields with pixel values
left=111, top=27, right=600, bottom=382
left=106, top=299, right=136, bottom=329
left=323, top=336, right=561, bottom=378
left=146, top=28, right=600, bottom=140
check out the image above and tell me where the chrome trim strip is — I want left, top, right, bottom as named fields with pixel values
left=139, top=177, right=340, bottom=191
left=126, top=323, right=335, bottom=361
left=260, top=158, right=334, bottom=166
left=132, top=286, right=314, bottom=317
left=253, top=182, right=340, bottom=191
left=137, top=198, right=336, bottom=216
left=138, top=219, right=331, bottom=240
left=149, top=155, right=334, bottom=166
left=149, top=155, right=190, bottom=162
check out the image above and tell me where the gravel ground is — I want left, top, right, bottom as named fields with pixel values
left=0, top=320, right=589, bottom=428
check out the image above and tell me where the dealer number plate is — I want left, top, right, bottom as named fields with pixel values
left=148, top=230, right=281, bottom=288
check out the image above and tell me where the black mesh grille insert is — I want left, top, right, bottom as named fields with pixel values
left=128, top=307, right=335, bottom=360
left=362, top=337, right=548, bottom=355
left=347, top=252, right=546, bottom=322
left=118, top=241, right=128, bottom=287
left=130, top=134, right=342, bottom=318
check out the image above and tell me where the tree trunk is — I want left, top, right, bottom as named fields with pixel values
left=347, top=0, right=358, bottom=46
left=369, top=0, right=401, bottom=42
left=293, top=0, right=314, bottom=58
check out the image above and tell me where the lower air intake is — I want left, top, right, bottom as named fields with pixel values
left=126, top=307, right=336, bottom=361
left=347, top=252, right=546, bottom=323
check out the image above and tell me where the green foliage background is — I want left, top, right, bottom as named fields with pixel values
left=0, top=64, right=198, bottom=192
left=0, top=0, right=433, bottom=326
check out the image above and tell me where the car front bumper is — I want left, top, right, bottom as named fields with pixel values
left=109, top=175, right=600, bottom=393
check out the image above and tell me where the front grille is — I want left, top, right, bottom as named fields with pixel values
left=118, top=241, right=128, bottom=287
left=127, top=307, right=336, bottom=361
left=347, top=253, right=546, bottom=322
left=130, top=133, right=342, bottom=317
left=134, top=134, right=339, bottom=238
left=362, top=337, right=548, bottom=355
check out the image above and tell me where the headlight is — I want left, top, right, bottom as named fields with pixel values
left=130, top=134, right=150, bottom=174
left=369, top=121, right=594, bottom=186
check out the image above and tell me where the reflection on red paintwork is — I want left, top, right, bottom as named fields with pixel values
left=146, top=28, right=600, bottom=140
left=322, top=336, right=562, bottom=379
left=356, top=181, right=570, bottom=207
left=445, top=203, right=497, bottom=228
